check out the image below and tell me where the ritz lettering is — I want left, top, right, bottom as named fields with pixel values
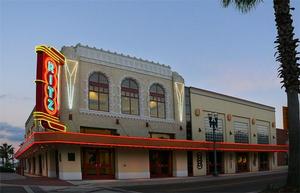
left=45, top=60, right=57, bottom=114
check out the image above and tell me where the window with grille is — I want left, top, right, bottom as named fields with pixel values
left=257, top=124, right=269, bottom=144
left=149, top=83, right=165, bottom=119
left=121, top=78, right=139, bottom=115
left=88, top=72, right=109, bottom=111
left=204, top=117, right=224, bottom=142
left=234, top=121, right=249, bottom=143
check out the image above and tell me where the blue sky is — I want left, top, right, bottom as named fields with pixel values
left=0, top=0, right=299, bottom=148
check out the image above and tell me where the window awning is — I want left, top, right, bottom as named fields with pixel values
left=15, top=132, right=288, bottom=159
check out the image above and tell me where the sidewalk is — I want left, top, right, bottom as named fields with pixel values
left=0, top=172, right=73, bottom=186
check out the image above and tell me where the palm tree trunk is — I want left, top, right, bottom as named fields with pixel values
left=286, top=91, right=300, bottom=188
left=273, top=0, right=300, bottom=189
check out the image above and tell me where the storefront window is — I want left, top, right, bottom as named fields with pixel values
left=149, top=84, right=165, bottom=118
left=121, top=78, right=139, bottom=115
left=257, top=124, right=269, bottom=144
left=88, top=72, right=109, bottom=111
left=204, top=117, right=224, bottom=142
left=234, top=121, right=249, bottom=143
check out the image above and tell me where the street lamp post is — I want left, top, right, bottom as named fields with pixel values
left=208, top=113, right=218, bottom=177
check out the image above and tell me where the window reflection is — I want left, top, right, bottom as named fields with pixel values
left=88, top=72, right=109, bottom=111
left=149, top=84, right=165, bottom=119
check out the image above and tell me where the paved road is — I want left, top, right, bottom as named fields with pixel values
left=0, top=186, right=28, bottom=193
left=0, top=172, right=287, bottom=193
left=118, top=172, right=287, bottom=193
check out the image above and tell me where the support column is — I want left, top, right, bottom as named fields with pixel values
left=249, top=152, right=258, bottom=172
left=47, top=150, right=57, bottom=178
left=34, top=155, right=40, bottom=175
left=115, top=149, right=149, bottom=179
left=193, top=151, right=206, bottom=176
left=224, top=152, right=236, bottom=174
left=58, top=146, right=82, bottom=180
left=172, top=151, right=188, bottom=177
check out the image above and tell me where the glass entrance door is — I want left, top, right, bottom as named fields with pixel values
left=206, top=152, right=224, bottom=175
left=259, top=153, right=269, bottom=171
left=236, top=152, right=249, bottom=172
left=82, top=148, right=114, bottom=179
left=149, top=150, right=172, bottom=178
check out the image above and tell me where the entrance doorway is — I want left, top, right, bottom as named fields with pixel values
left=236, top=152, right=249, bottom=172
left=82, top=148, right=115, bottom=179
left=38, top=155, right=42, bottom=176
left=149, top=150, right=172, bottom=178
left=259, top=153, right=269, bottom=171
left=206, top=152, right=224, bottom=175
left=187, top=151, right=193, bottom=176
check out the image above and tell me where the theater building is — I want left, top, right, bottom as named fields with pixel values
left=15, top=44, right=288, bottom=180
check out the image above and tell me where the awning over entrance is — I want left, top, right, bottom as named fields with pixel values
left=15, top=132, right=288, bottom=159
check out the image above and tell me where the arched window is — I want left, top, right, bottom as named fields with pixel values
left=149, top=83, right=165, bottom=118
left=88, top=72, right=109, bottom=111
left=121, top=78, right=139, bottom=115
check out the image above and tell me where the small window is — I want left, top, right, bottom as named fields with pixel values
left=68, top=153, right=75, bottom=161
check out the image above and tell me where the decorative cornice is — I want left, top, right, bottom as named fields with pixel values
left=62, top=44, right=173, bottom=79
left=79, top=108, right=175, bottom=124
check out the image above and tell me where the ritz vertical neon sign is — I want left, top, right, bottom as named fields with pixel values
left=44, top=58, right=58, bottom=115
left=34, top=45, right=66, bottom=132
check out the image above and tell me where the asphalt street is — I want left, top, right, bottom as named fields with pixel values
left=118, top=172, right=287, bottom=193
left=0, top=172, right=287, bottom=193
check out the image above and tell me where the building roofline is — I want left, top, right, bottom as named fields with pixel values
left=62, top=43, right=171, bottom=69
left=188, top=86, right=275, bottom=111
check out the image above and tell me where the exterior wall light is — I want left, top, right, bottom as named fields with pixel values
left=227, top=114, right=232, bottom=121
left=195, top=108, right=201, bottom=116
left=252, top=118, right=256, bottom=125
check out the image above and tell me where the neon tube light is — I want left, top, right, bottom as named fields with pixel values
left=175, top=82, right=184, bottom=122
left=64, top=59, right=78, bottom=109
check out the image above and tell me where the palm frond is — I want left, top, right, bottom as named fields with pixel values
left=222, top=0, right=263, bottom=13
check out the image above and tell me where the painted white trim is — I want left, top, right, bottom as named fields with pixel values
left=79, top=108, right=175, bottom=123
left=59, top=172, right=82, bottom=180
left=117, top=172, right=150, bottom=179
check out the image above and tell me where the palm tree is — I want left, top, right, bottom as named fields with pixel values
left=0, top=143, right=14, bottom=168
left=222, top=0, right=300, bottom=190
